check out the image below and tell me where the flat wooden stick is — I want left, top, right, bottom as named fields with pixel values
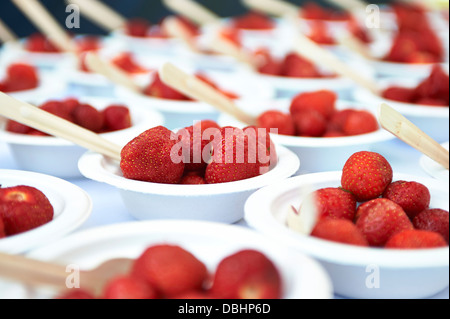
left=11, top=0, right=77, bottom=53
left=0, top=19, right=18, bottom=43
left=379, top=103, right=449, bottom=170
left=208, top=35, right=257, bottom=69
left=293, top=32, right=381, bottom=95
left=241, top=0, right=299, bottom=17
left=66, top=0, right=127, bottom=32
left=162, top=0, right=220, bottom=26
left=159, top=63, right=257, bottom=126
left=84, top=52, right=143, bottom=94
left=162, top=16, right=200, bottom=52
left=0, top=92, right=122, bottom=161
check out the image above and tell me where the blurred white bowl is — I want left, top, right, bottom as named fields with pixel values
left=0, top=97, right=164, bottom=179
left=0, top=169, right=92, bottom=255
left=245, top=171, right=450, bottom=299
left=219, top=99, right=395, bottom=174
left=115, top=69, right=276, bottom=130
left=78, top=145, right=300, bottom=224
left=353, top=77, right=450, bottom=143
left=0, top=220, right=333, bottom=299
left=420, top=141, right=449, bottom=183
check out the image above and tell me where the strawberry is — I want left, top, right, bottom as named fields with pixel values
left=382, top=181, right=431, bottom=219
left=256, top=110, right=296, bottom=136
left=72, top=103, right=105, bottom=133
left=355, top=198, right=414, bottom=247
left=413, top=209, right=449, bottom=244
left=210, top=250, right=282, bottom=299
left=0, top=185, right=54, bottom=236
left=382, top=87, right=416, bottom=103
left=292, top=109, right=327, bottom=137
left=143, top=73, right=190, bottom=101
left=0, top=217, right=6, bottom=238
left=308, top=21, right=336, bottom=45
left=253, top=48, right=282, bottom=76
left=281, top=53, right=323, bottom=78
left=308, top=187, right=357, bottom=221
left=290, top=90, right=337, bottom=120
left=24, top=33, right=60, bottom=53
left=232, top=11, right=275, bottom=30
left=102, top=105, right=132, bottom=132
left=218, top=27, right=242, bottom=48
left=102, top=275, right=158, bottom=299
left=176, top=125, right=213, bottom=172
left=61, top=97, right=80, bottom=115
left=327, top=109, right=356, bottom=133
left=5, top=120, right=32, bottom=135
left=40, top=100, right=74, bottom=123
left=1, top=63, right=39, bottom=92
left=120, top=126, right=185, bottom=184
left=414, top=66, right=449, bottom=105
left=131, top=244, right=208, bottom=298
left=204, top=127, right=261, bottom=184
left=243, top=125, right=278, bottom=174
left=311, top=219, right=369, bottom=247
left=75, top=35, right=101, bottom=53
left=180, top=171, right=207, bottom=185
left=342, top=110, right=379, bottom=136
left=112, top=52, right=147, bottom=74
left=385, top=230, right=448, bottom=249
left=341, top=151, right=393, bottom=201
left=125, top=18, right=150, bottom=37
left=56, top=289, right=96, bottom=299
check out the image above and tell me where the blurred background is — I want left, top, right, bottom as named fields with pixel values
left=1, top=0, right=395, bottom=37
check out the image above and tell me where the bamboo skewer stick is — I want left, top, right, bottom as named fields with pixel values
left=0, top=19, right=18, bottom=43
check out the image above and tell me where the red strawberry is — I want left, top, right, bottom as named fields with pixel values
left=382, top=181, right=431, bottom=219
left=40, top=100, right=74, bottom=123
left=292, top=109, right=327, bottom=137
left=72, top=103, right=105, bottom=133
left=204, top=127, right=261, bottom=184
left=112, top=52, right=147, bottom=74
left=102, top=105, right=132, bottom=132
left=61, top=97, right=80, bottom=115
left=131, top=244, right=208, bottom=298
left=56, top=289, right=96, bottom=299
left=0, top=185, right=54, bottom=236
left=75, top=35, right=101, bottom=53
left=308, top=187, right=357, bottom=221
left=143, top=73, right=190, bottom=101
left=120, top=126, right=185, bottom=184
left=413, top=209, right=449, bottom=243
left=311, top=219, right=369, bottom=247
left=256, top=110, right=296, bottom=136
left=290, top=90, right=337, bottom=120
left=355, top=198, right=414, bottom=247
left=308, top=21, right=336, bottom=45
left=382, top=87, right=416, bottom=103
left=341, top=151, right=393, bottom=201
left=5, top=120, right=32, bottom=135
left=2, top=63, right=39, bottom=92
left=253, top=48, right=282, bottom=76
left=219, top=27, right=242, bottom=48
left=342, top=110, right=379, bottom=136
left=180, top=172, right=207, bottom=185
left=176, top=125, right=213, bottom=172
left=385, top=230, right=448, bottom=249
left=0, top=217, right=6, bottom=238
left=243, top=125, right=278, bottom=174
left=24, top=33, right=60, bottom=53
left=125, top=18, right=150, bottom=37
left=210, top=250, right=282, bottom=299
left=102, top=275, right=158, bottom=299
left=414, top=65, right=449, bottom=105
left=232, top=11, right=275, bottom=30
left=327, top=109, right=356, bottom=133
left=281, top=53, right=323, bottom=78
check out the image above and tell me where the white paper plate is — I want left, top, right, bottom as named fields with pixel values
left=420, top=142, right=450, bottom=183
left=245, top=172, right=450, bottom=299
left=0, top=170, right=92, bottom=255
left=0, top=220, right=333, bottom=299
left=78, top=145, right=300, bottom=224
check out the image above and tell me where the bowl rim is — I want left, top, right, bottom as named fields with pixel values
left=0, top=96, right=165, bottom=146
left=22, top=219, right=333, bottom=299
left=244, top=171, right=450, bottom=269
left=78, top=144, right=300, bottom=196
left=0, top=169, right=92, bottom=254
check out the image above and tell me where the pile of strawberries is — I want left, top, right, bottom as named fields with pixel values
left=124, top=16, right=200, bottom=39
left=231, top=11, right=276, bottom=30
left=0, top=185, right=54, bottom=239
left=5, top=98, right=132, bottom=136
left=0, top=63, right=39, bottom=93
left=120, top=120, right=277, bottom=185
left=57, top=245, right=282, bottom=299
left=384, top=3, right=445, bottom=64
left=294, top=151, right=449, bottom=249
left=382, top=65, right=450, bottom=106
left=257, top=90, right=379, bottom=137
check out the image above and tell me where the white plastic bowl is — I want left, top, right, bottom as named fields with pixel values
left=353, top=77, right=450, bottom=143
left=0, top=220, right=333, bottom=299
left=0, top=97, right=164, bottom=179
left=115, top=68, right=276, bottom=130
left=0, top=169, right=92, bottom=255
left=78, top=145, right=300, bottom=224
left=219, top=99, right=395, bottom=174
left=245, top=171, right=450, bottom=299
left=420, top=142, right=449, bottom=183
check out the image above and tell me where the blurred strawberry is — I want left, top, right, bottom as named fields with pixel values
left=257, top=110, right=296, bottom=136
left=72, top=103, right=105, bottom=133
left=281, top=53, right=323, bottom=78
left=385, top=230, right=448, bottom=249
left=2, top=63, right=39, bottom=92
left=112, top=52, right=147, bottom=74
left=292, top=109, right=327, bottom=137
left=144, top=73, right=190, bottom=100
left=310, top=187, right=357, bottom=221
left=382, top=87, right=416, bottom=103
left=5, top=120, right=32, bottom=135
left=102, top=275, right=158, bottom=299
left=311, top=219, right=369, bottom=247
left=232, top=11, right=275, bottom=30
left=24, top=33, right=60, bottom=53
left=413, top=209, right=449, bottom=244
left=253, top=48, right=282, bottom=76
left=290, top=90, right=337, bottom=120
left=0, top=217, right=5, bottom=238
left=342, top=110, right=379, bottom=136
left=125, top=18, right=150, bottom=37
left=102, top=105, right=132, bottom=132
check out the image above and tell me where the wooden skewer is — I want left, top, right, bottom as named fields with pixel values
left=0, top=92, right=122, bottom=161
left=207, top=35, right=257, bottom=70
left=378, top=103, right=449, bottom=170
left=0, top=19, right=18, bottom=43
left=66, top=0, right=127, bottom=32
left=162, top=16, right=201, bottom=53
left=241, top=0, right=300, bottom=17
left=293, top=32, right=381, bottom=95
left=162, top=0, right=220, bottom=26
left=11, top=0, right=77, bottom=53
left=159, top=62, right=257, bottom=126
left=84, top=52, right=143, bottom=94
